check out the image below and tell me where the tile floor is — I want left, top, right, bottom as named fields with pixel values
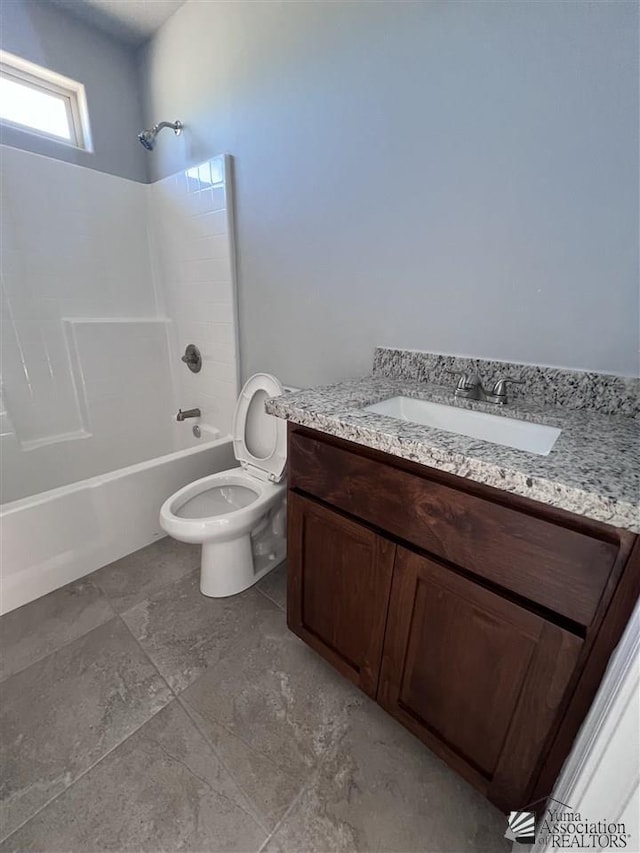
left=0, top=538, right=510, bottom=852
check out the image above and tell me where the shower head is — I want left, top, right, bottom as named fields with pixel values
left=137, top=120, right=183, bottom=151
left=138, top=130, right=155, bottom=151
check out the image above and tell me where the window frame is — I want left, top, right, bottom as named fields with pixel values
left=0, top=50, right=93, bottom=151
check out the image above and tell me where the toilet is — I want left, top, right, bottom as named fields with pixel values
left=159, top=373, right=287, bottom=597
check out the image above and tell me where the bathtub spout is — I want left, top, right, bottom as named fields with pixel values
left=176, top=408, right=201, bottom=421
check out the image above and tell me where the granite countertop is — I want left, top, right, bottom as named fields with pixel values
left=267, top=374, right=639, bottom=533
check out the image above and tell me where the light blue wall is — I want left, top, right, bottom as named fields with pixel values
left=0, top=0, right=147, bottom=182
left=140, top=0, right=639, bottom=384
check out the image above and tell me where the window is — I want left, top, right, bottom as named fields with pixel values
left=0, top=51, right=92, bottom=150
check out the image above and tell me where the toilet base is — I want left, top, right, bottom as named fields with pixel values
left=200, top=530, right=286, bottom=598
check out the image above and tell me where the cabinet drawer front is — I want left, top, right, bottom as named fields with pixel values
left=287, top=492, right=395, bottom=697
left=289, top=429, right=618, bottom=626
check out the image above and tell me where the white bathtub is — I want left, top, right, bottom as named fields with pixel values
left=0, top=426, right=237, bottom=615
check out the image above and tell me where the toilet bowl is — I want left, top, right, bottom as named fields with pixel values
left=160, top=373, right=287, bottom=597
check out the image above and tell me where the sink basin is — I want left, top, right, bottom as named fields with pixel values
left=363, top=396, right=561, bottom=456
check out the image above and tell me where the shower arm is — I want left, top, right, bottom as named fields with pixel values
left=153, top=120, right=183, bottom=135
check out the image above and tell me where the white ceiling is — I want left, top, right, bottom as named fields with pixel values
left=51, top=0, right=187, bottom=45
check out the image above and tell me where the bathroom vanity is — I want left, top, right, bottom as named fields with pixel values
left=267, top=348, right=640, bottom=813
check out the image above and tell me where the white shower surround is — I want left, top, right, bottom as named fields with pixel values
left=0, top=146, right=241, bottom=613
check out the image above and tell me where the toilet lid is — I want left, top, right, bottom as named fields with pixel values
left=232, top=373, right=286, bottom=482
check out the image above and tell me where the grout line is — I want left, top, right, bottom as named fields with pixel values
left=2, top=555, right=293, bottom=847
left=175, top=694, right=276, bottom=835
left=254, top=564, right=287, bottom=613
left=180, top=691, right=296, bottom=775
left=255, top=584, right=286, bottom=613
left=0, top=606, right=178, bottom=845
left=92, top=558, right=201, bottom=617
left=0, top=542, right=200, bottom=685
left=107, top=608, right=271, bottom=827
left=0, top=581, right=120, bottom=685
left=252, top=726, right=364, bottom=853
left=0, top=679, right=173, bottom=846
left=114, top=612, right=179, bottom=699
left=115, top=565, right=276, bottom=703
left=256, top=781, right=310, bottom=853
left=114, top=604, right=298, bottom=841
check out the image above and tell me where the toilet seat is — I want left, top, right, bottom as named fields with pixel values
left=175, top=482, right=259, bottom=519
left=160, top=469, right=284, bottom=543
left=233, top=373, right=286, bottom=483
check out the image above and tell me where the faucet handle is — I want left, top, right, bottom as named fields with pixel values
left=445, top=369, right=480, bottom=389
left=491, top=376, right=524, bottom=394
left=488, top=376, right=524, bottom=404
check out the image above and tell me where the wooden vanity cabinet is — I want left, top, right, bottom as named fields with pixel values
left=286, top=423, right=639, bottom=811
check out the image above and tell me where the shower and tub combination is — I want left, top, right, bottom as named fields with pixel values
left=0, top=127, right=247, bottom=614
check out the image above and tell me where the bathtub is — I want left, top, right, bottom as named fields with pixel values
left=0, top=426, right=237, bottom=615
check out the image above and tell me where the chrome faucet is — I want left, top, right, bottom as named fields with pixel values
left=445, top=371, right=523, bottom=405
left=176, top=407, right=201, bottom=421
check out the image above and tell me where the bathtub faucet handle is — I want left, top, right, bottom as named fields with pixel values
left=181, top=344, right=202, bottom=373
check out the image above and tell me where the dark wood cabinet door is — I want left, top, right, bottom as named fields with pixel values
left=378, top=547, right=583, bottom=809
left=287, top=492, right=395, bottom=697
